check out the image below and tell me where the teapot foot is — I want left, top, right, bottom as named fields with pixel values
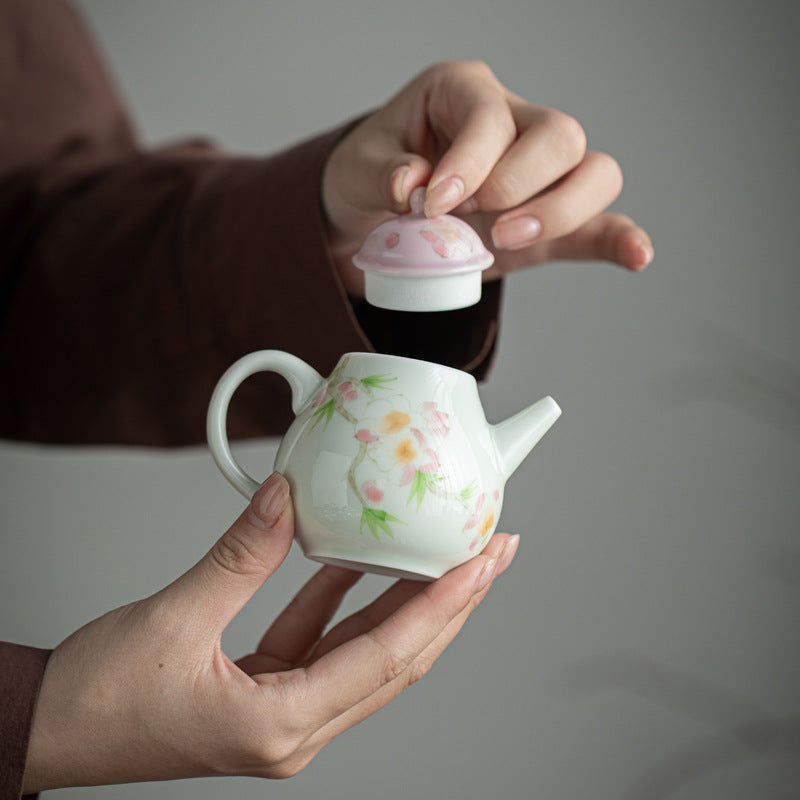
left=305, top=554, right=437, bottom=582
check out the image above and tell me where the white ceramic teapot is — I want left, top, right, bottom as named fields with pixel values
left=207, top=350, right=560, bottom=579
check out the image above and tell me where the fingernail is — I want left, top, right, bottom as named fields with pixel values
left=425, top=176, right=464, bottom=217
left=495, top=535, right=520, bottom=577
left=492, top=216, right=542, bottom=250
left=248, top=472, right=289, bottom=531
left=634, top=240, right=654, bottom=269
left=390, top=164, right=411, bottom=208
left=474, top=556, right=498, bottom=594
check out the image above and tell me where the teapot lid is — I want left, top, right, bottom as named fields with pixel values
left=352, top=187, right=494, bottom=312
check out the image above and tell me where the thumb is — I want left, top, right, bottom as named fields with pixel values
left=167, top=472, right=295, bottom=634
left=325, top=120, right=433, bottom=223
left=381, top=152, right=434, bottom=214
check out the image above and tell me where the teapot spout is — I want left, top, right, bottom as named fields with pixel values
left=490, top=396, right=561, bottom=480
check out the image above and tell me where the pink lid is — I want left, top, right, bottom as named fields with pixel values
left=352, top=187, right=494, bottom=277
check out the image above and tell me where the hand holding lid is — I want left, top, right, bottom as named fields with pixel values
left=352, top=187, right=494, bottom=311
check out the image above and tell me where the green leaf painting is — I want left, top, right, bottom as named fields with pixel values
left=360, top=373, right=397, bottom=391
left=360, top=507, right=404, bottom=540
left=310, top=398, right=335, bottom=431
left=460, top=480, right=478, bottom=501
left=408, top=470, right=443, bottom=511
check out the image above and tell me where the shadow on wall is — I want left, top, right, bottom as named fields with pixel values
left=649, top=320, right=800, bottom=441
left=559, top=651, right=800, bottom=799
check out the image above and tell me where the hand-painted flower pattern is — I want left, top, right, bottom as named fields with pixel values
left=361, top=479, right=384, bottom=503
left=466, top=491, right=497, bottom=551
left=419, top=219, right=474, bottom=260
left=421, top=401, right=450, bottom=441
left=302, top=365, right=496, bottom=542
left=310, top=360, right=395, bottom=432
left=358, top=397, right=443, bottom=488
left=337, top=381, right=358, bottom=402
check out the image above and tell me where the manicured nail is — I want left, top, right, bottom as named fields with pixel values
left=492, top=216, right=542, bottom=250
left=248, top=472, right=289, bottom=531
left=474, top=556, right=498, bottom=594
left=425, top=176, right=465, bottom=217
left=495, top=535, right=520, bottom=577
left=634, top=240, right=654, bottom=270
left=390, top=164, right=411, bottom=208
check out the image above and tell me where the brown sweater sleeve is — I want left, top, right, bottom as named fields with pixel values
left=0, top=1, right=502, bottom=447
left=0, top=128, right=502, bottom=446
left=0, top=0, right=502, bottom=794
left=0, top=643, right=50, bottom=800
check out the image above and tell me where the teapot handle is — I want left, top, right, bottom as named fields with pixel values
left=206, top=350, right=324, bottom=498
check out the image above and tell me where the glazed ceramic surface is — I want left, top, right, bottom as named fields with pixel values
left=352, top=187, right=495, bottom=312
left=207, top=350, right=560, bottom=579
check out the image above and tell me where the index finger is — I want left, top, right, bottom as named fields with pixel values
left=292, top=550, right=499, bottom=727
left=423, top=70, right=517, bottom=216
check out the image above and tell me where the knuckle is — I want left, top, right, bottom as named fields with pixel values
left=486, top=101, right=517, bottom=141
left=593, top=151, right=624, bottom=196
left=481, top=168, right=525, bottom=210
left=424, top=60, right=458, bottom=84
left=267, top=749, right=315, bottom=780
left=381, top=652, right=410, bottom=685
left=428, top=59, right=496, bottom=80
left=236, top=734, right=299, bottom=774
left=209, top=530, right=264, bottom=578
left=262, top=737, right=302, bottom=768
left=469, top=102, right=517, bottom=160
left=549, top=110, right=587, bottom=166
left=133, top=597, right=180, bottom=641
left=405, top=655, right=435, bottom=688
left=206, top=723, right=297, bottom=776
left=247, top=710, right=305, bottom=767
left=368, top=631, right=413, bottom=684
left=268, top=760, right=303, bottom=781
left=465, top=59, right=498, bottom=81
left=205, top=676, right=315, bottom=776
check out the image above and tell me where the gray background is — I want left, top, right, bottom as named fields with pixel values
left=1, top=0, right=798, bottom=798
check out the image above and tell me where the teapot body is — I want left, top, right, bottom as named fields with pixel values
left=275, top=353, right=504, bottom=579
